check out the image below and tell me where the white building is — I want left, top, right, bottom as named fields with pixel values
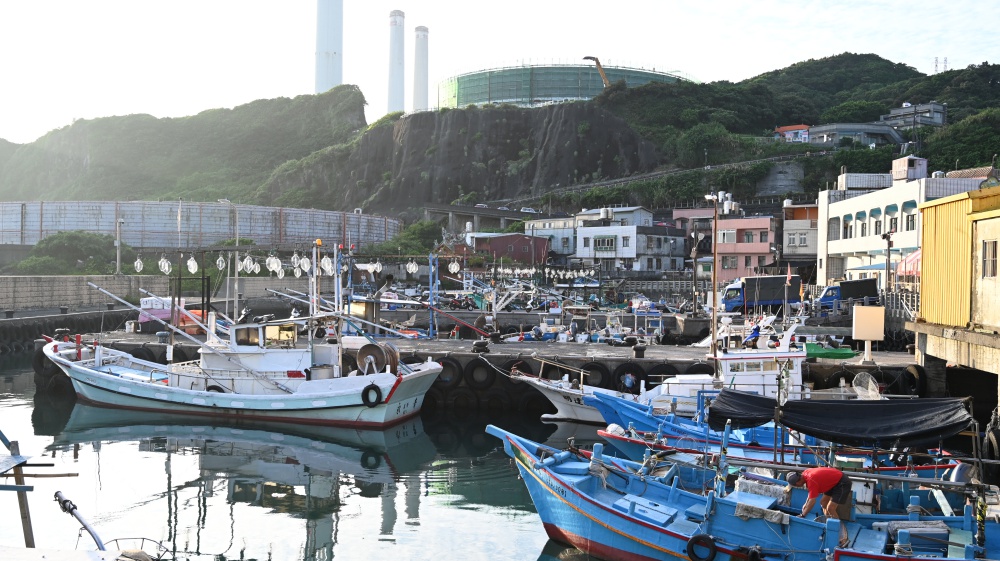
left=572, top=207, right=684, bottom=272
left=523, top=216, right=577, bottom=265
left=817, top=156, right=984, bottom=289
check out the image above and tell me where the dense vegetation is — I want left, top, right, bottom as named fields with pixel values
left=1, top=54, right=999, bottom=218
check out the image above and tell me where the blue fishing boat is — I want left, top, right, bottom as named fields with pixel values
left=487, top=424, right=998, bottom=561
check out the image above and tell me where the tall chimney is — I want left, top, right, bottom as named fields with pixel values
left=388, top=10, right=405, bottom=113
left=314, top=0, right=343, bottom=94
left=412, top=26, right=429, bottom=111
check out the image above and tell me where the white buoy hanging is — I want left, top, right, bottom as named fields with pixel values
left=252, top=262, right=260, bottom=274
left=294, top=267, right=302, bottom=278
left=134, top=256, right=144, bottom=273
left=299, top=257, right=311, bottom=272
left=291, top=252, right=300, bottom=267
left=242, top=255, right=253, bottom=271
left=216, top=254, right=226, bottom=271
left=277, top=268, right=285, bottom=279
left=187, top=255, right=198, bottom=274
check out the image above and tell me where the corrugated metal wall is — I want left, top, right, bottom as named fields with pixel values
left=920, top=197, right=972, bottom=327
left=0, top=202, right=401, bottom=250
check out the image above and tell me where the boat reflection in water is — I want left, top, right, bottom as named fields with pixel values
left=33, top=398, right=549, bottom=560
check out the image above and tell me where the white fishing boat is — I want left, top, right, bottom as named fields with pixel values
left=517, top=324, right=809, bottom=423
left=44, top=322, right=441, bottom=428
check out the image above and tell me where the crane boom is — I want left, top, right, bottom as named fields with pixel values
left=583, top=56, right=611, bottom=88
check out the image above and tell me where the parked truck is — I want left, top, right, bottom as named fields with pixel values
left=812, top=278, right=879, bottom=311
left=720, top=275, right=801, bottom=313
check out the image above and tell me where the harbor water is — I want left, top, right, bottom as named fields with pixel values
left=0, top=353, right=599, bottom=560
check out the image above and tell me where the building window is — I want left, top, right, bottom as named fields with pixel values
left=744, top=231, right=754, bottom=243
left=905, top=214, right=916, bottom=231
left=874, top=220, right=882, bottom=235
left=507, top=245, right=514, bottom=252
left=621, top=219, right=628, bottom=226
left=718, top=230, right=736, bottom=243
left=985, top=240, right=998, bottom=278
left=757, top=256, right=767, bottom=269
left=561, top=237, right=569, bottom=248
left=788, top=233, right=796, bottom=246
left=646, top=258, right=653, bottom=269
left=522, top=245, right=529, bottom=252
left=860, top=222, right=867, bottom=237
left=646, top=237, right=654, bottom=249
left=744, top=255, right=752, bottom=268
left=656, top=237, right=662, bottom=249
left=670, top=258, right=677, bottom=270
left=655, top=258, right=662, bottom=269
left=799, top=233, right=807, bottom=246
left=583, top=237, right=590, bottom=248
left=621, top=259, right=633, bottom=269
left=843, top=223, right=851, bottom=239
left=622, top=236, right=630, bottom=248
left=722, top=256, right=738, bottom=269
left=760, top=231, right=769, bottom=243
left=889, top=217, right=898, bottom=233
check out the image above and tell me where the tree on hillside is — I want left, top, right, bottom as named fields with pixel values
left=14, top=230, right=134, bottom=275
left=820, top=101, right=886, bottom=124
left=363, top=220, right=442, bottom=256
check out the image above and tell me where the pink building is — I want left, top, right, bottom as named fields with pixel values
left=672, top=209, right=779, bottom=284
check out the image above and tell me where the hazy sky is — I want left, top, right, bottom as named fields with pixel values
left=0, top=1, right=994, bottom=144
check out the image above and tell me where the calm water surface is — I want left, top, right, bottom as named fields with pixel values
left=0, top=354, right=599, bottom=560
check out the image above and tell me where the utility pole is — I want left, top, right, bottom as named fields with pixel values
left=881, top=231, right=894, bottom=293
left=115, top=218, right=125, bottom=275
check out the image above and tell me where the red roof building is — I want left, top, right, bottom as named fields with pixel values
left=774, top=124, right=810, bottom=143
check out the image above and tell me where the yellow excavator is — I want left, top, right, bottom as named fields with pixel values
left=583, top=56, right=611, bottom=88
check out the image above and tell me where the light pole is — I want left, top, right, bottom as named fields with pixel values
left=881, top=231, right=894, bottom=293
left=690, top=231, right=705, bottom=315
left=219, top=199, right=239, bottom=320
left=771, top=244, right=787, bottom=319
left=705, top=192, right=720, bottom=357
left=115, top=218, right=125, bottom=275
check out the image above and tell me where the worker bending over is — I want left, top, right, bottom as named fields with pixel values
left=787, top=467, right=851, bottom=548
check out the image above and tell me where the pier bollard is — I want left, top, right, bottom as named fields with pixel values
left=3, top=310, right=13, bottom=318
left=156, top=331, right=169, bottom=344
left=59, top=306, right=69, bottom=314
left=632, top=345, right=646, bottom=359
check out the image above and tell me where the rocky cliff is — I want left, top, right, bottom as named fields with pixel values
left=259, top=102, right=659, bottom=217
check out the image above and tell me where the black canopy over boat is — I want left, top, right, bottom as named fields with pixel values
left=707, top=389, right=973, bottom=448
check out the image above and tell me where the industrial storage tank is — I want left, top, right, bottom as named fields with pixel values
left=437, top=63, right=693, bottom=109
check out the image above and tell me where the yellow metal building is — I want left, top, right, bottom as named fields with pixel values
left=909, top=184, right=1000, bottom=396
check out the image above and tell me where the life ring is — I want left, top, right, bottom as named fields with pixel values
left=686, top=533, right=717, bottom=561
left=463, top=359, right=497, bottom=391
left=361, top=383, right=383, bottom=408
left=579, top=361, right=613, bottom=389
left=433, top=357, right=464, bottom=390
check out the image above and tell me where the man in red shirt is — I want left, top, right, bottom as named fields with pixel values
left=787, top=467, right=851, bottom=547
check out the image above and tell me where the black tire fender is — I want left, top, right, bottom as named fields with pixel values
left=129, top=346, right=156, bottom=363
left=645, top=363, right=680, bottom=389
left=444, top=387, right=478, bottom=410
left=686, top=533, right=717, bottom=561
left=478, top=387, right=512, bottom=413
left=361, top=383, right=383, bottom=408
left=433, top=357, right=464, bottom=390
left=904, top=364, right=927, bottom=397
left=686, top=362, right=715, bottom=375
left=612, top=362, right=647, bottom=394
left=463, top=359, right=497, bottom=391
left=579, top=361, right=612, bottom=389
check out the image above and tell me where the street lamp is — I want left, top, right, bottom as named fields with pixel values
left=705, top=192, right=720, bottom=358
left=219, top=199, right=239, bottom=320
left=690, top=231, right=705, bottom=315
left=881, top=231, right=894, bottom=293
left=115, top=218, right=125, bottom=275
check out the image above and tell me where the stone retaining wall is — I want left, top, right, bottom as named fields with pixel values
left=0, top=276, right=170, bottom=312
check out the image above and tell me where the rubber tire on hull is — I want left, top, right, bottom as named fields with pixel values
left=686, top=534, right=717, bottom=561
left=433, top=357, right=464, bottom=390
left=612, top=362, right=647, bottom=394
left=463, top=359, right=497, bottom=391
left=579, top=362, right=613, bottom=389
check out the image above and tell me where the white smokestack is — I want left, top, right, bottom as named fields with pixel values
left=314, top=0, right=343, bottom=94
left=388, top=10, right=405, bottom=113
left=413, top=26, right=429, bottom=111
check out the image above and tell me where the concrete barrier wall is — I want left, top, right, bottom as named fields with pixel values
left=0, top=275, right=170, bottom=311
